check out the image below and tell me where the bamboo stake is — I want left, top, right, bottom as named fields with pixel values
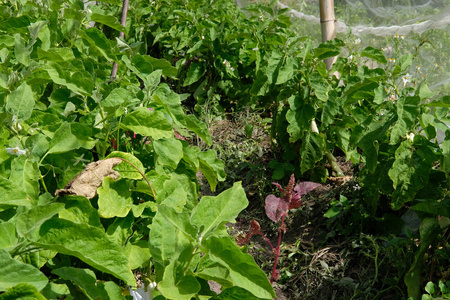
left=110, top=0, right=130, bottom=81
left=318, top=0, right=344, bottom=177
left=319, top=0, right=337, bottom=71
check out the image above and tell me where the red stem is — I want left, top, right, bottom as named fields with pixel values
left=256, top=233, right=275, bottom=252
left=270, top=214, right=285, bottom=284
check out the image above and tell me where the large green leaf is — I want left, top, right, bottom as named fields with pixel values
left=52, top=267, right=124, bottom=300
left=149, top=211, right=191, bottom=281
left=80, top=27, right=116, bottom=61
left=122, top=108, right=173, bottom=140
left=203, top=236, right=275, bottom=299
left=361, top=46, right=387, bottom=64
left=9, top=155, right=40, bottom=202
left=58, top=196, right=103, bottom=228
left=152, top=84, right=185, bottom=126
left=153, top=138, right=183, bottom=170
left=6, top=82, right=34, bottom=120
left=158, top=246, right=201, bottom=300
left=16, top=203, right=65, bottom=238
left=48, top=122, right=96, bottom=154
left=123, top=241, right=151, bottom=270
left=34, top=218, right=135, bottom=286
left=299, top=131, right=326, bottom=174
left=183, top=62, right=206, bottom=86
left=185, top=114, right=212, bottom=145
left=286, top=95, right=315, bottom=143
left=210, top=286, right=262, bottom=300
left=44, top=62, right=94, bottom=95
left=90, top=13, right=125, bottom=32
left=0, top=283, right=47, bottom=300
left=309, top=72, right=329, bottom=101
left=196, top=255, right=233, bottom=288
left=0, top=177, right=30, bottom=207
left=197, top=150, right=226, bottom=192
left=0, top=250, right=48, bottom=292
left=390, top=96, right=420, bottom=144
left=158, top=205, right=198, bottom=239
left=106, top=152, right=145, bottom=180
left=98, top=177, right=133, bottom=218
left=0, top=222, right=18, bottom=251
left=388, top=139, right=438, bottom=210
left=191, top=182, right=247, bottom=239
left=146, top=56, right=178, bottom=78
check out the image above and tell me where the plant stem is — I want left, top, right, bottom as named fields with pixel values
left=270, top=214, right=285, bottom=284
left=256, top=233, right=275, bottom=252
left=110, top=0, right=130, bottom=81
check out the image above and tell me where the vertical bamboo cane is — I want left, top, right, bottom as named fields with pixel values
left=319, top=0, right=337, bottom=71
left=110, top=0, right=130, bottom=81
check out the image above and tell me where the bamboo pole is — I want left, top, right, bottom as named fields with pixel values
left=319, top=0, right=337, bottom=71
left=110, top=0, right=130, bottom=81
left=317, top=0, right=344, bottom=177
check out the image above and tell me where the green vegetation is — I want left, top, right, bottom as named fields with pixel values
left=0, top=0, right=449, bottom=299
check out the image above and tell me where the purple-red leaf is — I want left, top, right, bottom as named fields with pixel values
left=265, top=194, right=289, bottom=222
left=294, top=181, right=320, bottom=196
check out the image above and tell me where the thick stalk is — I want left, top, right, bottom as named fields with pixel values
left=110, top=0, right=130, bottom=81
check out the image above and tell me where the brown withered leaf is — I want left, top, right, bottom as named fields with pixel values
left=55, top=158, right=123, bottom=199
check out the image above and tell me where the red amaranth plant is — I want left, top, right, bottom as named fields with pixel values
left=237, top=174, right=320, bottom=283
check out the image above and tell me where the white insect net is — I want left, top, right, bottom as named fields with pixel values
left=238, top=0, right=450, bottom=92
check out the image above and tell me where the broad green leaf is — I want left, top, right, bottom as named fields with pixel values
left=80, top=27, right=116, bottom=61
left=158, top=205, right=198, bottom=239
left=153, top=138, right=183, bottom=170
left=286, top=95, right=315, bottom=143
left=196, top=255, right=233, bottom=288
left=90, top=13, right=126, bottom=32
left=149, top=211, right=191, bottom=281
left=198, top=150, right=226, bottom=192
left=0, top=250, right=48, bottom=292
left=351, top=113, right=395, bottom=173
left=388, top=139, right=438, bottom=210
left=102, top=88, right=134, bottom=108
left=106, top=213, right=134, bottom=246
left=183, top=62, right=206, bottom=86
left=191, top=182, right=247, bottom=239
left=0, top=283, right=47, bottom=300
left=210, top=286, right=262, bottom=300
left=58, top=195, right=103, bottom=228
left=146, top=56, right=178, bottom=78
left=16, top=203, right=64, bottom=238
left=309, top=72, right=329, bottom=101
left=361, top=46, right=387, bottom=64
left=14, top=34, right=32, bottom=66
left=416, top=82, right=434, bottom=100
left=35, top=218, right=135, bottom=286
left=185, top=114, right=212, bottom=145
left=276, top=57, right=294, bottom=85
left=203, top=236, right=275, bottom=299
left=122, top=108, right=173, bottom=140
left=404, top=218, right=441, bottom=299
left=123, top=241, right=151, bottom=269
left=0, top=177, right=31, bottom=207
left=158, top=246, right=201, bottom=300
left=106, top=151, right=145, bottom=180
left=321, top=90, right=341, bottom=128
left=300, top=131, right=326, bottom=174
left=313, top=43, right=340, bottom=60
left=390, top=96, right=420, bottom=144
left=426, top=95, right=450, bottom=107
left=0, top=222, right=18, bottom=251
left=98, top=177, right=133, bottom=218
left=48, top=122, right=95, bottom=154
left=131, top=54, right=154, bottom=78
left=6, top=82, right=34, bottom=120
left=9, top=155, right=40, bottom=202
left=37, top=47, right=76, bottom=62
left=152, top=84, right=185, bottom=126
left=44, top=62, right=94, bottom=95
left=52, top=267, right=124, bottom=300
